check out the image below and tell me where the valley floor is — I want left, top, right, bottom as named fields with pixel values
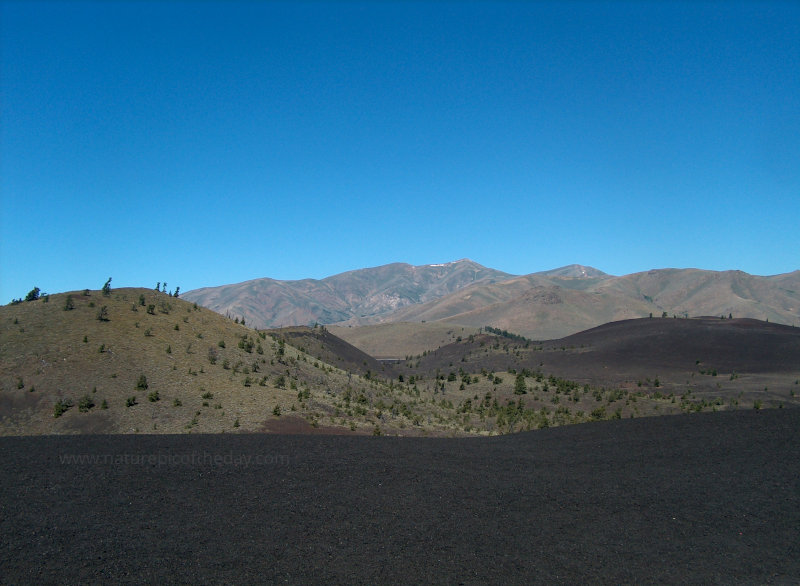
left=2, top=409, right=798, bottom=583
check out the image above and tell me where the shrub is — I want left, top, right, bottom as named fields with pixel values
left=96, top=305, right=109, bottom=321
left=63, top=295, right=75, bottom=311
left=78, top=394, right=95, bottom=412
left=53, top=398, right=73, bottom=418
left=126, top=396, right=137, bottom=407
left=514, top=373, right=527, bottom=395
left=135, top=374, right=148, bottom=390
left=102, top=277, right=112, bottom=296
left=590, top=407, right=607, bottom=420
left=173, top=398, right=182, bottom=407
left=272, top=404, right=281, bottom=417
left=147, top=390, right=160, bottom=402
left=238, top=337, right=254, bottom=353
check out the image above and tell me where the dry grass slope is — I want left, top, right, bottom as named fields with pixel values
left=0, top=288, right=407, bottom=435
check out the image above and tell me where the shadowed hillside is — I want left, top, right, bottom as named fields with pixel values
left=267, top=325, right=391, bottom=377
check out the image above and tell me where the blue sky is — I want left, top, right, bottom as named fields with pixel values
left=2, top=1, right=798, bottom=301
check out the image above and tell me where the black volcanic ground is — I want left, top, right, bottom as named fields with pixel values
left=2, top=409, right=798, bottom=583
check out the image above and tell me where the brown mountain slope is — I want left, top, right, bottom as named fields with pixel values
left=329, top=322, right=482, bottom=359
left=600, top=269, right=800, bottom=323
left=362, top=267, right=800, bottom=341
left=182, top=259, right=513, bottom=329
left=438, top=285, right=653, bottom=340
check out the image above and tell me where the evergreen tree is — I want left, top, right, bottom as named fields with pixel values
left=25, top=287, right=40, bottom=302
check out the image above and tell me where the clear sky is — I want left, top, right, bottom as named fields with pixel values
left=2, top=1, right=798, bottom=302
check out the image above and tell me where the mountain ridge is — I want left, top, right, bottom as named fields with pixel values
left=182, top=261, right=800, bottom=341
left=183, top=259, right=515, bottom=329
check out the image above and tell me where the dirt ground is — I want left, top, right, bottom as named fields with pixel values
left=1, top=409, right=798, bottom=584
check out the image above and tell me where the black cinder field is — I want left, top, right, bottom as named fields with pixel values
left=1, top=408, right=798, bottom=584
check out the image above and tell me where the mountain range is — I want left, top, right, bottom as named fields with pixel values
left=182, top=260, right=800, bottom=341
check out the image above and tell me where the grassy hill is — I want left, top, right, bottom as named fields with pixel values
left=0, top=287, right=423, bottom=435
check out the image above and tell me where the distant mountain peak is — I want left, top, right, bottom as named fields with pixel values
left=537, top=265, right=609, bottom=278
left=427, top=258, right=475, bottom=268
